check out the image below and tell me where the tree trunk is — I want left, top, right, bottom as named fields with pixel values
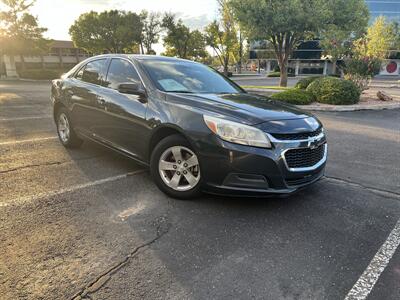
left=279, top=59, right=288, bottom=87
left=271, top=32, right=297, bottom=87
left=223, top=57, right=229, bottom=76
left=238, top=31, right=243, bottom=74
left=20, top=54, right=26, bottom=71
left=332, top=59, right=337, bottom=75
left=279, top=68, right=288, bottom=87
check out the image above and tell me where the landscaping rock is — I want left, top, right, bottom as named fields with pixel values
left=377, top=91, right=393, bottom=101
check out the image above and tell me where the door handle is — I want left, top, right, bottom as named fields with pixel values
left=66, top=90, right=74, bottom=96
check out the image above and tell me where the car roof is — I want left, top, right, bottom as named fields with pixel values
left=90, top=54, right=196, bottom=64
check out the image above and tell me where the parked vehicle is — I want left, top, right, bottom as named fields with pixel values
left=51, top=55, right=327, bottom=199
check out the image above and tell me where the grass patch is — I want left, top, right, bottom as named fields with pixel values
left=267, top=71, right=295, bottom=77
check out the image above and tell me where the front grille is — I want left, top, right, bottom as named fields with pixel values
left=271, top=128, right=322, bottom=140
left=284, top=144, right=325, bottom=169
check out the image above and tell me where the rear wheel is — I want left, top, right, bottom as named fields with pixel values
left=150, top=134, right=202, bottom=199
left=56, top=107, right=83, bottom=148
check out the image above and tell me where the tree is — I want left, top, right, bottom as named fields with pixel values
left=205, top=0, right=238, bottom=76
left=139, top=11, right=162, bottom=54
left=69, top=10, right=142, bottom=54
left=235, top=29, right=246, bottom=73
left=344, top=16, right=396, bottom=90
left=354, top=16, right=396, bottom=60
left=0, top=0, right=49, bottom=72
left=320, top=0, right=369, bottom=75
left=230, top=0, right=369, bottom=86
left=162, top=14, right=207, bottom=60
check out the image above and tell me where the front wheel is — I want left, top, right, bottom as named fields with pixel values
left=56, top=107, right=83, bottom=148
left=150, top=134, right=202, bottom=199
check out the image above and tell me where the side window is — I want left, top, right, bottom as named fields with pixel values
left=105, top=59, right=141, bottom=90
left=81, top=59, right=107, bottom=85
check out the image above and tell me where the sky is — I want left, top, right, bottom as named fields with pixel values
left=29, top=0, right=219, bottom=53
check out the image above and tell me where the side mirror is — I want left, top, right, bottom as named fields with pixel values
left=117, top=82, right=145, bottom=96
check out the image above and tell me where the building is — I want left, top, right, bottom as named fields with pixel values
left=366, top=0, right=400, bottom=23
left=1, top=40, right=90, bottom=78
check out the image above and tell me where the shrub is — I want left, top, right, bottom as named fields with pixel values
left=267, top=71, right=295, bottom=77
left=306, top=77, right=361, bottom=105
left=18, top=69, right=67, bottom=80
left=267, top=71, right=281, bottom=77
left=295, top=76, right=322, bottom=89
left=270, top=89, right=314, bottom=105
left=343, top=57, right=381, bottom=91
left=344, top=57, right=381, bottom=77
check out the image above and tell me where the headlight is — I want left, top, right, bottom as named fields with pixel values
left=203, top=115, right=271, bottom=148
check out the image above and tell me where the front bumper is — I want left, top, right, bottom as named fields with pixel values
left=196, top=131, right=327, bottom=196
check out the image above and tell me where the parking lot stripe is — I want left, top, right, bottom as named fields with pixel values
left=0, top=115, right=52, bottom=121
left=0, top=169, right=146, bottom=208
left=345, top=218, right=400, bottom=300
left=0, top=136, right=58, bottom=146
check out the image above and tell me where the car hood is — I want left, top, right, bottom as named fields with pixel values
left=166, top=92, right=312, bottom=125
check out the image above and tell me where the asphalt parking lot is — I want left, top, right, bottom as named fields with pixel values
left=1, top=80, right=399, bottom=300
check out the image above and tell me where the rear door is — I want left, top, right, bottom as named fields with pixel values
left=67, top=58, right=109, bottom=136
left=100, top=58, right=149, bottom=161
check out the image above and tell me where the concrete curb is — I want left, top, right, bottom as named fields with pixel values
left=246, top=89, right=400, bottom=111
left=297, top=103, right=400, bottom=112
left=369, top=85, right=400, bottom=89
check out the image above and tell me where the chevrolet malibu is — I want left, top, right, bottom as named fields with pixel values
left=51, top=55, right=327, bottom=199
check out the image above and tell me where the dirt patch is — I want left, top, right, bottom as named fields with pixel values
left=359, top=88, right=400, bottom=105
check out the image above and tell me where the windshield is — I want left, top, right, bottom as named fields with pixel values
left=139, top=59, right=243, bottom=94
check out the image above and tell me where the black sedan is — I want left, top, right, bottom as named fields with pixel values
left=51, top=54, right=327, bottom=199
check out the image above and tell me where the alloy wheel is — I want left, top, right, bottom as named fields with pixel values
left=158, top=146, right=200, bottom=191
left=58, top=113, right=70, bottom=143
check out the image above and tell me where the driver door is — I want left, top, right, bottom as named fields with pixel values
left=100, top=58, right=149, bottom=162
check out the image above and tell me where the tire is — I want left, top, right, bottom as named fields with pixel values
left=150, top=134, right=202, bottom=199
left=56, top=107, right=83, bottom=148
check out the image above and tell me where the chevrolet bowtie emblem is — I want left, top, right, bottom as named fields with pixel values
left=308, top=136, right=322, bottom=149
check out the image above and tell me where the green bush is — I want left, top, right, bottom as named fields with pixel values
left=267, top=71, right=281, bottom=77
left=270, top=89, right=315, bottom=105
left=267, top=71, right=295, bottom=77
left=18, top=69, right=67, bottom=80
left=306, top=77, right=360, bottom=105
left=294, top=76, right=322, bottom=89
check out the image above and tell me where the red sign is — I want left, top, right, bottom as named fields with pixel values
left=386, top=61, right=398, bottom=74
